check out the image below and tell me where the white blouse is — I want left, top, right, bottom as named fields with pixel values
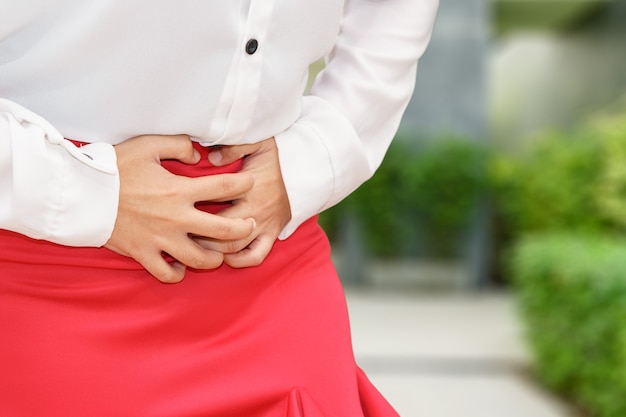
left=0, top=0, right=438, bottom=246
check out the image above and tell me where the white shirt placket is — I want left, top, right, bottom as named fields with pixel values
left=204, top=0, right=275, bottom=145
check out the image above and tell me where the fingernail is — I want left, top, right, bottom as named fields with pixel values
left=249, top=218, right=257, bottom=229
left=208, top=150, right=222, bottom=165
left=193, top=149, right=201, bottom=162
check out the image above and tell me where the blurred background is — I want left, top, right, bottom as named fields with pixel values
left=319, top=1, right=626, bottom=416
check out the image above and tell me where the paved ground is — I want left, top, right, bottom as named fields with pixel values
left=345, top=289, right=580, bottom=417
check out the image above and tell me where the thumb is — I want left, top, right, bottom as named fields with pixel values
left=209, top=142, right=261, bottom=166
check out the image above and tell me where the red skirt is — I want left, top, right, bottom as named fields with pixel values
left=0, top=142, right=398, bottom=417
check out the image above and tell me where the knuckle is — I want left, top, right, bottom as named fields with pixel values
left=204, top=252, right=225, bottom=269
left=213, top=222, right=233, bottom=240
left=162, top=179, right=186, bottom=199
left=154, top=267, right=184, bottom=284
left=158, top=273, right=183, bottom=284
left=187, top=250, right=223, bottom=270
left=223, top=255, right=243, bottom=269
left=184, top=252, right=206, bottom=269
left=220, top=176, right=238, bottom=195
left=225, top=239, right=245, bottom=254
left=246, top=250, right=266, bottom=267
left=180, top=136, right=194, bottom=153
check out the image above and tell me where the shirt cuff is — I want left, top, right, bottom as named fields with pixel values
left=0, top=99, right=119, bottom=247
left=274, top=96, right=370, bottom=240
left=50, top=141, right=119, bottom=246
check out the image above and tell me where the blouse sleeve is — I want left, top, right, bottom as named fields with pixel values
left=274, top=0, right=439, bottom=239
left=0, top=98, right=119, bottom=246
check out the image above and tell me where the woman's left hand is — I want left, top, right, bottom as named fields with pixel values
left=193, top=137, right=292, bottom=267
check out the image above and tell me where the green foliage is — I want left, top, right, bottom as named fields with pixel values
left=492, top=106, right=626, bottom=241
left=503, top=105, right=626, bottom=417
left=492, top=128, right=608, bottom=237
left=404, top=138, right=489, bottom=238
left=593, top=112, right=626, bottom=230
left=511, top=234, right=626, bottom=417
left=319, top=136, right=490, bottom=258
left=320, top=104, right=626, bottom=261
left=493, top=0, right=608, bottom=34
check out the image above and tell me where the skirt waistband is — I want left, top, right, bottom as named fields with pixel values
left=0, top=139, right=246, bottom=270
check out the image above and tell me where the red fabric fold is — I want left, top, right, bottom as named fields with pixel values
left=357, top=367, right=401, bottom=417
left=285, top=388, right=336, bottom=417
left=0, top=141, right=400, bottom=417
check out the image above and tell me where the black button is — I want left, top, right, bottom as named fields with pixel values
left=245, top=39, right=259, bottom=55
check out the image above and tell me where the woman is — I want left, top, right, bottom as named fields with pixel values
left=0, top=1, right=438, bottom=416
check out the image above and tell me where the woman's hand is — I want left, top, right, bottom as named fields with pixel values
left=194, top=137, right=291, bottom=268
left=105, top=135, right=256, bottom=283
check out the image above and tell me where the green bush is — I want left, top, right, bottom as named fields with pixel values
left=511, top=234, right=626, bottom=417
left=593, top=110, right=626, bottom=230
left=493, top=104, right=626, bottom=416
left=404, top=138, right=489, bottom=244
left=319, top=135, right=490, bottom=258
left=492, top=106, right=626, bottom=241
left=491, top=128, right=608, bottom=237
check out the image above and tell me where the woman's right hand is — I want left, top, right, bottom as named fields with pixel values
left=105, top=135, right=256, bottom=283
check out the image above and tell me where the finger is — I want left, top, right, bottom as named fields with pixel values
left=189, top=202, right=256, bottom=253
left=184, top=171, right=255, bottom=202
left=165, top=240, right=225, bottom=271
left=186, top=213, right=256, bottom=243
left=151, top=135, right=200, bottom=164
left=191, top=234, right=253, bottom=254
left=208, top=142, right=261, bottom=166
left=134, top=250, right=187, bottom=283
left=224, top=234, right=274, bottom=268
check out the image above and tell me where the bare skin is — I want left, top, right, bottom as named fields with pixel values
left=196, top=137, right=292, bottom=268
left=105, top=135, right=257, bottom=283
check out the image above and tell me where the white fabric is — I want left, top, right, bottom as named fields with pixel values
left=0, top=0, right=439, bottom=246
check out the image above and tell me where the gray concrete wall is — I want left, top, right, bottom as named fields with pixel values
left=400, top=0, right=491, bottom=140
